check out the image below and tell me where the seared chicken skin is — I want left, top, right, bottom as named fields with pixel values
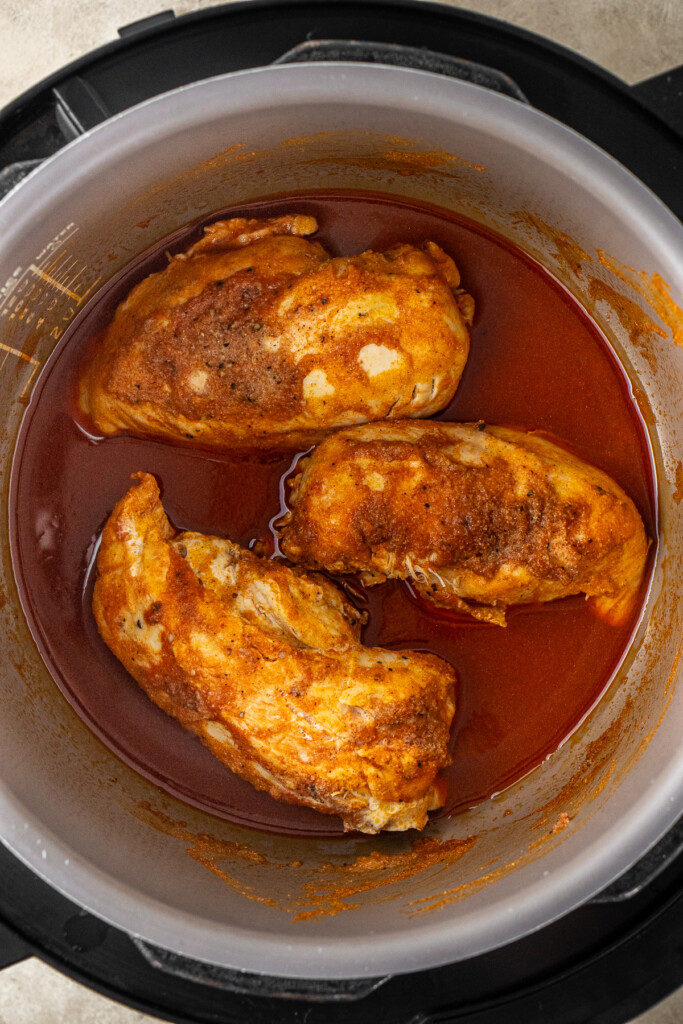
left=279, top=422, right=650, bottom=626
left=93, top=473, right=456, bottom=833
left=80, top=214, right=473, bottom=449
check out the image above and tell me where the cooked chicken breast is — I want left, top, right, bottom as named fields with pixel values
left=279, top=422, right=650, bottom=626
left=93, top=472, right=456, bottom=833
left=79, top=214, right=472, bottom=448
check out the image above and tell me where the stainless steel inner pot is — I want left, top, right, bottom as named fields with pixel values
left=0, top=63, right=682, bottom=981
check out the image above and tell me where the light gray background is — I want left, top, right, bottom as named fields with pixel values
left=0, top=1, right=681, bottom=1021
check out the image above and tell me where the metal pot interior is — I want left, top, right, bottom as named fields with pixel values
left=0, top=64, right=681, bottom=979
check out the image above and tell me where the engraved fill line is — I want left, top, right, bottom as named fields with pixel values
left=0, top=342, right=41, bottom=397
left=28, top=264, right=83, bottom=302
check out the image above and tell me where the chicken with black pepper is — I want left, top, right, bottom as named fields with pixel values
left=279, top=421, right=650, bottom=626
left=80, top=214, right=473, bottom=448
left=93, top=472, right=457, bottom=833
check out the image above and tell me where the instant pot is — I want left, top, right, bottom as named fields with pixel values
left=1, top=2, right=683, bottom=1021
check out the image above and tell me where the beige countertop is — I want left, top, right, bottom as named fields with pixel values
left=0, top=1, right=681, bottom=1021
left=2, top=0, right=683, bottom=108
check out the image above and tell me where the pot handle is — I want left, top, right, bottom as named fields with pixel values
left=631, top=64, right=683, bottom=139
left=273, top=39, right=529, bottom=103
left=0, top=160, right=43, bottom=201
left=131, top=936, right=389, bottom=1001
left=0, top=917, right=32, bottom=970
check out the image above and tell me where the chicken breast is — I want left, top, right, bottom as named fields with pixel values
left=79, top=214, right=473, bottom=449
left=279, top=421, right=650, bottom=626
left=93, top=472, right=456, bottom=833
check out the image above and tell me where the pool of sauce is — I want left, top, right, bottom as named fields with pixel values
left=9, top=192, right=655, bottom=837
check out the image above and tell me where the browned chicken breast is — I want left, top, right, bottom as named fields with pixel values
left=93, top=473, right=456, bottom=832
left=79, top=214, right=473, bottom=448
left=279, top=422, right=650, bottom=626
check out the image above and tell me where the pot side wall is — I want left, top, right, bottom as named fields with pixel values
left=0, top=67, right=681, bottom=977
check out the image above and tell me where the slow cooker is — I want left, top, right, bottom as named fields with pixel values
left=1, top=3, right=683, bottom=1022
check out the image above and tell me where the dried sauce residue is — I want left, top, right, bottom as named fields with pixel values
left=598, top=251, right=683, bottom=348
left=530, top=704, right=630, bottom=835
left=512, top=211, right=593, bottom=278
left=133, top=801, right=476, bottom=920
left=133, top=801, right=284, bottom=911
left=635, top=641, right=681, bottom=758
left=511, top=212, right=682, bottom=357
left=588, top=280, right=666, bottom=373
left=407, top=857, right=518, bottom=916
left=179, top=132, right=485, bottom=190
left=294, top=835, right=476, bottom=921
left=552, top=812, right=571, bottom=834
left=305, top=147, right=486, bottom=178
left=673, top=463, right=683, bottom=505
left=408, top=706, right=631, bottom=917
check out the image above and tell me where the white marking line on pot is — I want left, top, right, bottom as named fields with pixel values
left=28, top=263, right=82, bottom=302
left=0, top=242, right=101, bottom=394
left=28, top=260, right=101, bottom=305
left=0, top=342, right=40, bottom=397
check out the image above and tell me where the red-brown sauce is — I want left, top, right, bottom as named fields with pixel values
left=9, top=192, right=655, bottom=837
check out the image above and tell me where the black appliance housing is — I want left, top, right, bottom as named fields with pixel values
left=1, top=3, right=683, bottom=1021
